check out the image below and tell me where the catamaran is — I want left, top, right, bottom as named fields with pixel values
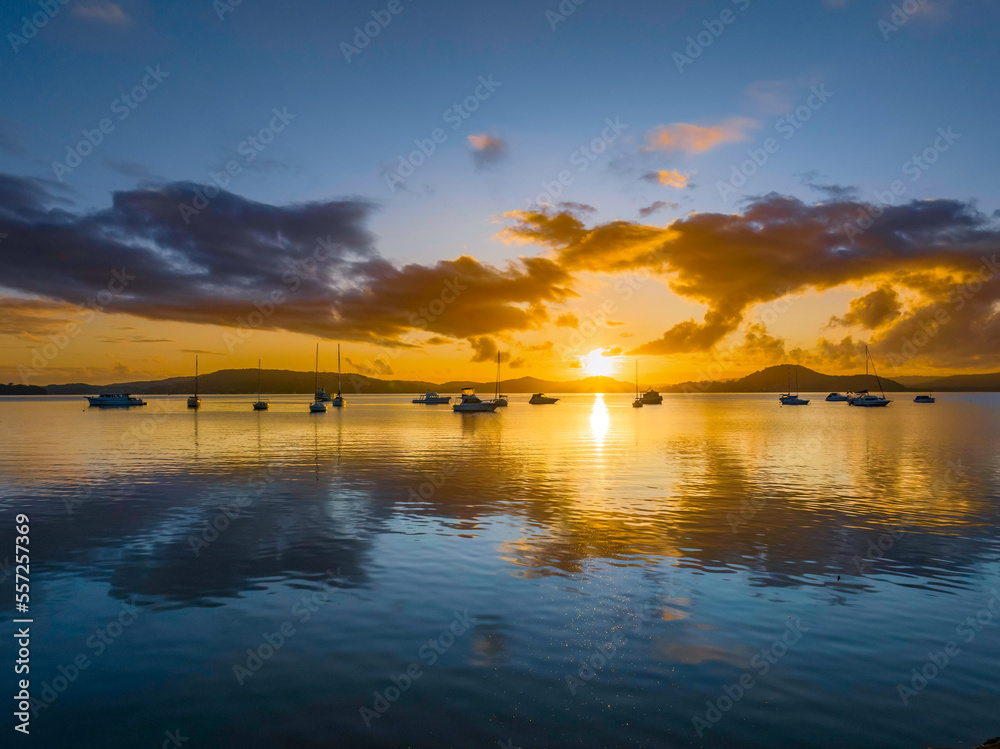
left=310, top=344, right=327, bottom=413
left=779, top=364, right=809, bottom=405
left=187, top=356, right=200, bottom=408
left=252, top=359, right=269, bottom=410
left=849, top=346, right=891, bottom=407
left=331, top=344, right=345, bottom=407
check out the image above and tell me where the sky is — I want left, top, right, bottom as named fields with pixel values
left=1, top=0, right=999, bottom=386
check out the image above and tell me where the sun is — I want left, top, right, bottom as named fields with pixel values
left=579, top=348, right=618, bottom=377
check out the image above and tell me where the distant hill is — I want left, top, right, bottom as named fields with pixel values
left=663, top=365, right=905, bottom=394
left=918, top=372, right=1000, bottom=391
left=0, top=383, right=46, bottom=395
left=33, top=364, right=1000, bottom=396
left=42, top=369, right=634, bottom=395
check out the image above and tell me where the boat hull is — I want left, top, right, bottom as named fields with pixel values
left=252, top=402, right=269, bottom=410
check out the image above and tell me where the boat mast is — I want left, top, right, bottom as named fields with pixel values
left=869, top=347, right=886, bottom=398
left=635, top=360, right=638, bottom=399
left=795, top=364, right=799, bottom=396
left=195, top=355, right=198, bottom=397
left=496, top=351, right=500, bottom=400
left=257, top=359, right=261, bottom=400
left=337, top=344, right=342, bottom=396
left=315, top=344, right=319, bottom=399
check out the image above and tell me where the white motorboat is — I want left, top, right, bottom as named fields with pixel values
left=252, top=359, right=269, bottom=410
left=640, top=387, right=663, bottom=405
left=779, top=364, right=809, bottom=405
left=187, top=355, right=200, bottom=408
left=453, top=388, right=499, bottom=412
left=310, top=344, right=327, bottom=413
left=86, top=393, right=146, bottom=407
left=413, top=392, right=451, bottom=404
left=331, top=344, right=345, bottom=407
left=529, top=393, right=559, bottom=404
left=825, top=392, right=849, bottom=402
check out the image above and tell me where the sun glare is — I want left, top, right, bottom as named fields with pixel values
left=580, top=348, right=618, bottom=377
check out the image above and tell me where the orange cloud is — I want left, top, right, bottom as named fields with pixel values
left=642, top=117, right=759, bottom=154
left=642, top=169, right=690, bottom=188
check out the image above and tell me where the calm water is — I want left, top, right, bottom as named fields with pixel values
left=1, top=393, right=998, bottom=748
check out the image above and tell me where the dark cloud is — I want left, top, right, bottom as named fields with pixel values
left=501, top=195, right=1000, bottom=367
left=555, top=312, right=578, bottom=328
left=638, top=200, right=678, bottom=219
left=799, top=172, right=860, bottom=201
left=0, top=173, right=575, bottom=346
left=468, top=134, right=508, bottom=169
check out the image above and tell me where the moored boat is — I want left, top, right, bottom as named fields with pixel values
left=779, top=364, right=809, bottom=405
left=187, top=355, right=200, bottom=408
left=632, top=361, right=643, bottom=408
left=640, top=387, right=663, bottom=405
left=252, top=359, right=269, bottom=410
left=413, top=392, right=451, bottom=404
left=453, top=388, right=499, bottom=412
left=310, top=344, right=327, bottom=413
left=825, top=392, right=849, bottom=402
left=913, top=394, right=935, bottom=403
left=848, top=346, right=891, bottom=407
left=86, top=393, right=146, bottom=407
left=529, top=393, right=559, bottom=404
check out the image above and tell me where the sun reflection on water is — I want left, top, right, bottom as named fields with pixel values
left=590, top=393, right=610, bottom=446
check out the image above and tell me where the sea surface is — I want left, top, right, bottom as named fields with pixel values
left=1, top=393, right=998, bottom=749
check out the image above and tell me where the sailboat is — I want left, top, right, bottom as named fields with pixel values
left=779, top=364, right=809, bottom=405
left=252, top=359, right=269, bottom=410
left=493, top=352, right=508, bottom=407
left=632, top=361, right=643, bottom=408
left=309, top=344, right=327, bottom=413
left=187, top=356, right=200, bottom=408
left=331, top=344, right=345, bottom=407
left=849, top=346, right=891, bottom=407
